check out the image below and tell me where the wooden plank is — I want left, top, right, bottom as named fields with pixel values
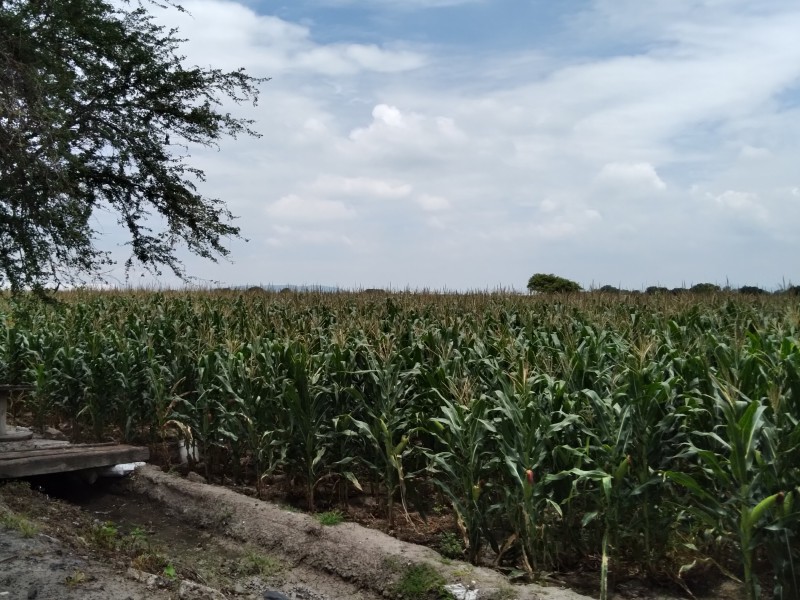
left=0, top=443, right=124, bottom=461
left=0, top=445, right=149, bottom=478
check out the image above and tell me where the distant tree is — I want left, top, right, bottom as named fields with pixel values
left=645, top=286, right=668, bottom=295
left=598, top=285, right=621, bottom=293
left=784, top=285, right=800, bottom=296
left=527, top=273, right=582, bottom=294
left=690, top=283, right=721, bottom=293
left=738, top=286, right=767, bottom=295
left=670, top=287, right=688, bottom=295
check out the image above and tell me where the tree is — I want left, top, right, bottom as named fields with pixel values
left=526, top=273, right=582, bottom=294
left=738, top=286, right=767, bottom=295
left=598, top=285, right=621, bottom=293
left=645, top=286, right=668, bottom=295
left=689, top=283, right=721, bottom=294
left=783, top=285, right=800, bottom=296
left=1, top=0, right=266, bottom=292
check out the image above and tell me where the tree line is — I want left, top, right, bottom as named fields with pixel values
left=527, top=273, right=800, bottom=296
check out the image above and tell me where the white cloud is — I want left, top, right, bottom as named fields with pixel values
left=540, top=198, right=559, bottom=213
left=416, top=194, right=451, bottom=211
left=310, top=176, right=413, bottom=199
left=596, top=163, right=666, bottom=193
left=293, top=45, right=425, bottom=76
left=265, top=195, right=356, bottom=221
left=316, top=0, right=483, bottom=8
left=346, top=105, right=468, bottom=162
left=739, top=145, right=772, bottom=159
left=153, top=1, right=426, bottom=75
left=712, top=190, right=769, bottom=221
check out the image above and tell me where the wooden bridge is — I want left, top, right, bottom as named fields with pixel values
left=0, top=385, right=149, bottom=479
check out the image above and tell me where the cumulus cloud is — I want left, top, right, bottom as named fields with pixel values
left=596, top=162, right=667, bottom=193
left=346, top=105, right=468, bottom=162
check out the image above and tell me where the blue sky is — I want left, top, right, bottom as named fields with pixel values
left=101, top=0, right=800, bottom=290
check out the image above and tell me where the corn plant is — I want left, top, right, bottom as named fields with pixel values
left=234, top=340, right=288, bottom=495
left=277, top=342, right=336, bottom=511
left=427, top=393, right=498, bottom=564
left=172, top=350, right=241, bottom=479
left=665, top=378, right=789, bottom=600
left=560, top=389, right=641, bottom=600
left=345, top=340, right=420, bottom=526
left=491, top=367, right=581, bottom=574
left=617, top=341, right=689, bottom=576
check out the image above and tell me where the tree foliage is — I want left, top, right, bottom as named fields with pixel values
left=598, top=285, right=621, bottom=293
left=0, top=0, right=266, bottom=291
left=526, top=273, right=582, bottom=294
left=738, top=286, right=767, bottom=295
left=645, top=286, right=668, bottom=295
left=689, top=283, right=721, bottom=294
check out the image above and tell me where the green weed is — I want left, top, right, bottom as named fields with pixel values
left=393, top=563, right=453, bottom=599
left=316, top=510, right=345, bottom=526
left=0, top=508, right=39, bottom=537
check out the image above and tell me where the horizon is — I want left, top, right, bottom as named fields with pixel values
left=10, top=278, right=798, bottom=295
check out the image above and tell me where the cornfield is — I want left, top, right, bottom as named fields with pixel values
left=1, top=289, right=798, bottom=599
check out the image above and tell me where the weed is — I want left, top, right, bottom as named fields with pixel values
left=437, top=532, right=464, bottom=559
left=450, top=565, right=473, bottom=579
left=89, top=521, right=119, bottom=550
left=382, top=555, right=403, bottom=574
left=0, top=508, right=39, bottom=537
left=163, top=564, right=177, bottom=579
left=131, top=550, right=169, bottom=573
left=126, top=526, right=151, bottom=554
left=236, top=550, right=283, bottom=577
left=65, top=570, right=87, bottom=586
left=214, top=508, right=234, bottom=527
left=316, top=510, right=344, bottom=526
left=393, top=563, right=453, bottom=599
left=488, top=585, right=518, bottom=600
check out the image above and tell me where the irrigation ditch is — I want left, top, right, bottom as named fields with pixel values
left=1, top=465, right=736, bottom=600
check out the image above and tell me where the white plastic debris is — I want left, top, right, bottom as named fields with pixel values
left=99, top=461, right=146, bottom=477
left=178, top=439, right=199, bottom=464
left=444, top=583, right=479, bottom=600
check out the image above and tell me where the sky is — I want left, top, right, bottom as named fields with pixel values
left=101, top=0, right=800, bottom=291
